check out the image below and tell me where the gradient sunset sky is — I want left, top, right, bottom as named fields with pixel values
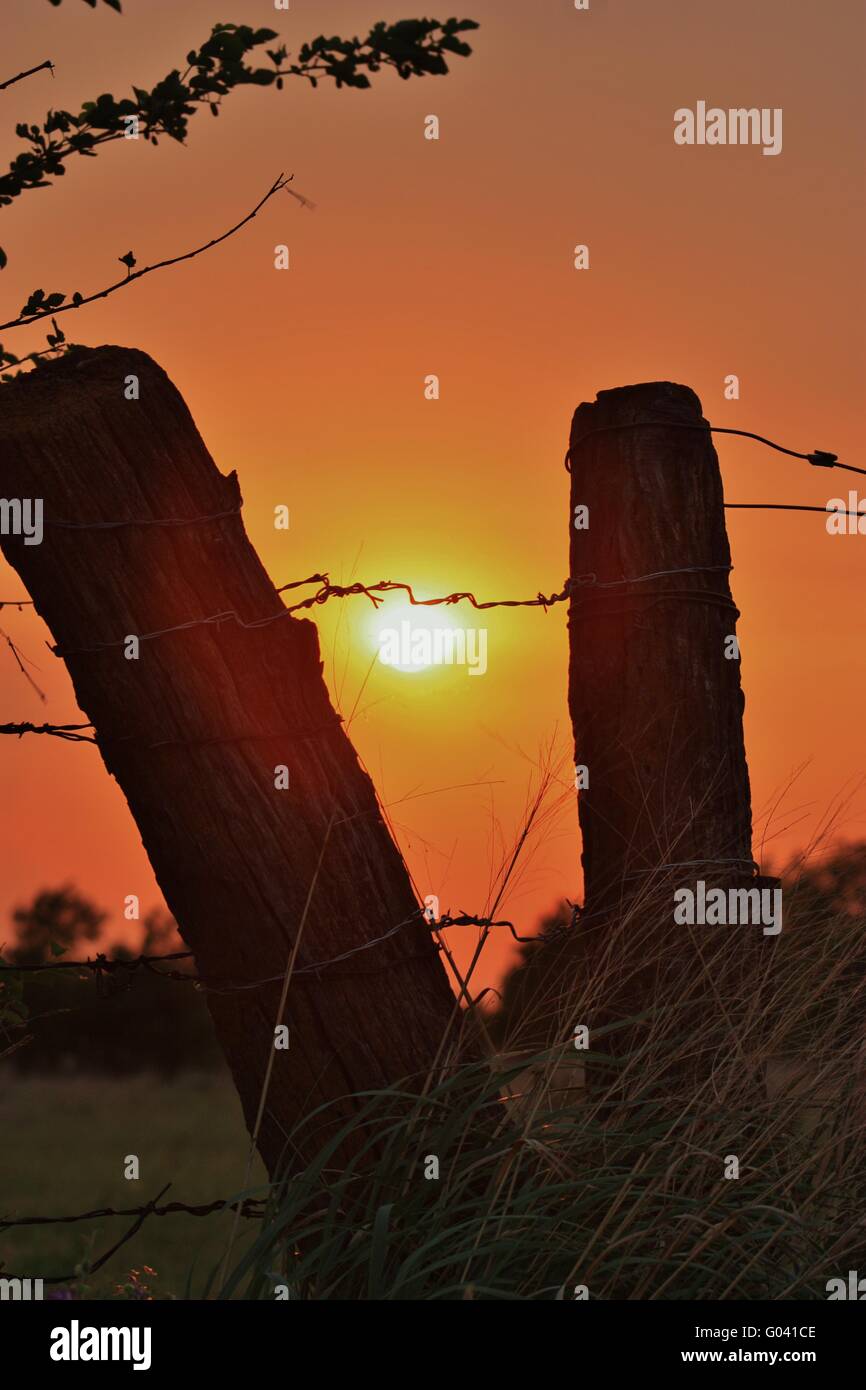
left=1, top=0, right=864, bottom=990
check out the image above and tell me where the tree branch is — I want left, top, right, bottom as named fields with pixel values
left=0, top=21, right=478, bottom=207
left=0, top=60, right=54, bottom=94
left=0, top=19, right=476, bottom=274
left=0, top=172, right=309, bottom=333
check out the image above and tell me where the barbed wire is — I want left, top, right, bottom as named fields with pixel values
left=49, top=577, right=573, bottom=658
left=0, top=1184, right=169, bottom=1285
left=0, top=912, right=531, bottom=992
left=0, top=949, right=194, bottom=980
left=0, top=1193, right=265, bottom=1233
left=0, top=721, right=95, bottom=742
left=0, top=423, right=858, bottom=634
left=47, top=503, right=243, bottom=532
left=725, top=503, right=865, bottom=517
left=564, top=421, right=854, bottom=474
left=0, top=529, right=847, bottom=738
left=0, top=503, right=854, bottom=627
left=48, top=564, right=740, bottom=658
left=0, top=716, right=343, bottom=748
left=0, top=913, right=537, bottom=1280
left=0, top=1184, right=265, bottom=1286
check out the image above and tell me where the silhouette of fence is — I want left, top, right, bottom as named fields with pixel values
left=0, top=417, right=860, bottom=1285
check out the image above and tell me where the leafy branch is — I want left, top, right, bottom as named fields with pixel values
left=0, top=18, right=478, bottom=269
left=0, top=172, right=302, bottom=348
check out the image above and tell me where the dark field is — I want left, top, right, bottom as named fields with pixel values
left=0, top=1071, right=267, bottom=1299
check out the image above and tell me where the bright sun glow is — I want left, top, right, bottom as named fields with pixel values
left=365, top=596, right=465, bottom=676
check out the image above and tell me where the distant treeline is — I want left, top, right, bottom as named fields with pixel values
left=489, top=842, right=866, bottom=1047
left=0, top=887, right=222, bottom=1075
left=4, top=845, right=866, bottom=1073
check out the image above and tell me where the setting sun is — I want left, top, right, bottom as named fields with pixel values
left=366, top=595, right=486, bottom=676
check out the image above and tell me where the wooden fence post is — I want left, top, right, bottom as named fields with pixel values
left=0, top=346, right=461, bottom=1175
left=567, top=382, right=757, bottom=1038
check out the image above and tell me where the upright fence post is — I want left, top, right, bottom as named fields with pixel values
left=0, top=346, right=461, bottom=1175
left=567, top=382, right=759, bottom=1054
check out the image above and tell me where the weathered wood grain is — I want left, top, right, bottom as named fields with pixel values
left=568, top=382, right=758, bottom=1047
left=0, top=346, right=461, bottom=1174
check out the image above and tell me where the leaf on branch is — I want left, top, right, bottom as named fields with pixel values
left=19, top=288, right=67, bottom=318
left=1, top=173, right=299, bottom=336
left=0, top=17, right=479, bottom=215
left=46, top=317, right=66, bottom=349
left=47, top=1, right=122, bottom=10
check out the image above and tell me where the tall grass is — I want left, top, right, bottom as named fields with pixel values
left=214, top=858, right=866, bottom=1300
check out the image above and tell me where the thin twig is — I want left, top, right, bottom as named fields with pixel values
left=0, top=60, right=54, bottom=94
left=0, top=627, right=45, bottom=701
left=0, top=173, right=310, bottom=333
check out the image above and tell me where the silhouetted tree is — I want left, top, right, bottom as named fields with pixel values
left=493, top=845, right=866, bottom=1050
left=785, top=843, right=866, bottom=923
left=8, top=884, right=106, bottom=966
left=3, top=887, right=222, bottom=1074
left=488, top=898, right=580, bottom=1049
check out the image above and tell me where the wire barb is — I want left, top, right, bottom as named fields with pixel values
left=0, top=1186, right=264, bottom=1286
left=0, top=721, right=95, bottom=742
left=565, top=420, right=857, bottom=475
left=0, top=913, right=532, bottom=989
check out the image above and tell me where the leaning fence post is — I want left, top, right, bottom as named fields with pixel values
left=567, top=382, right=759, bottom=1049
left=0, top=345, right=462, bottom=1175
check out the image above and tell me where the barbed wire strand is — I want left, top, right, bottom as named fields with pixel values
left=564, top=421, right=855, bottom=475
left=0, top=1184, right=270, bottom=1286
left=0, top=421, right=860, bottom=621
left=0, top=721, right=95, bottom=742
left=0, top=914, right=530, bottom=992
left=48, top=564, right=733, bottom=657
left=0, top=1183, right=172, bottom=1285
left=47, top=503, right=243, bottom=532
left=0, top=1194, right=265, bottom=1232
left=725, top=504, right=865, bottom=517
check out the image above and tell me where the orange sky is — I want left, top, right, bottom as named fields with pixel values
left=1, top=0, right=864, bottom=991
